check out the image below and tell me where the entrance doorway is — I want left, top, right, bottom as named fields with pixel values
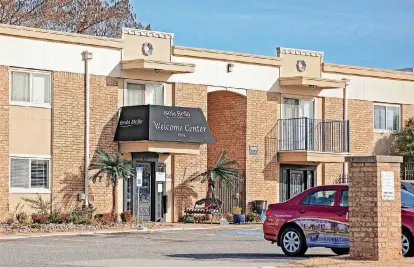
left=280, top=165, right=316, bottom=202
left=123, top=153, right=167, bottom=222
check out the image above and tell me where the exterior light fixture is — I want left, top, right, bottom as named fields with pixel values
left=227, top=63, right=234, bottom=73
left=309, top=85, right=317, bottom=89
left=342, top=78, right=351, bottom=86
left=154, top=69, right=163, bottom=73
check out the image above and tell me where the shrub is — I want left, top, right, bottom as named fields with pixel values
left=99, top=213, right=115, bottom=225
left=68, top=206, right=95, bottom=224
left=225, top=213, right=233, bottom=223
left=232, top=206, right=242, bottom=215
left=47, top=210, right=63, bottom=224
left=32, top=214, right=47, bottom=224
left=21, top=195, right=53, bottom=215
left=31, top=223, right=42, bottom=229
left=246, top=212, right=261, bottom=223
left=88, top=219, right=98, bottom=225
left=7, top=202, right=24, bottom=224
left=182, top=215, right=195, bottom=223
left=59, top=213, right=69, bottom=223
left=16, top=212, right=32, bottom=225
left=121, top=211, right=134, bottom=223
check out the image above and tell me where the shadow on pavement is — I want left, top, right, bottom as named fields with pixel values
left=167, top=253, right=333, bottom=260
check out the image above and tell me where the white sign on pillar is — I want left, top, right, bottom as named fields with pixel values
left=381, top=171, right=395, bottom=200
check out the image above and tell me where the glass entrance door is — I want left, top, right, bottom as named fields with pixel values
left=280, top=165, right=316, bottom=202
left=137, top=163, right=152, bottom=222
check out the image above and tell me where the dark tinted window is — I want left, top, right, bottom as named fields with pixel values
left=300, top=190, right=336, bottom=206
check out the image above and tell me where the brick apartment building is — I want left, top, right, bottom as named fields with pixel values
left=0, top=24, right=413, bottom=222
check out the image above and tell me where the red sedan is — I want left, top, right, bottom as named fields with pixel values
left=263, top=184, right=414, bottom=257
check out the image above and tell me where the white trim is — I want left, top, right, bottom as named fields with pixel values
left=9, top=68, right=52, bottom=109
left=373, top=103, right=401, bottom=132
left=281, top=96, right=316, bottom=119
left=9, top=154, right=51, bottom=159
left=123, top=79, right=166, bottom=106
left=9, top=188, right=51, bottom=194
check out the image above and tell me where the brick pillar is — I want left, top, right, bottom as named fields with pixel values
left=346, top=155, right=403, bottom=261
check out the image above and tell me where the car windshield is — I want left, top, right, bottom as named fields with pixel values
left=401, top=189, right=414, bottom=208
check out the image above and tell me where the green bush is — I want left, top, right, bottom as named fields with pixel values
left=68, top=206, right=95, bottom=224
left=182, top=215, right=195, bottom=223
left=30, top=223, right=42, bottom=229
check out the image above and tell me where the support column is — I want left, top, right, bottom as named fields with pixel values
left=346, top=155, right=403, bottom=261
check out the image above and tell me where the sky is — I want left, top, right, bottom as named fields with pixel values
left=132, top=0, right=414, bottom=69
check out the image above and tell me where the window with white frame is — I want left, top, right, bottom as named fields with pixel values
left=124, top=82, right=164, bottom=106
left=374, top=104, right=400, bottom=131
left=10, top=70, right=51, bottom=106
left=10, top=157, right=50, bottom=190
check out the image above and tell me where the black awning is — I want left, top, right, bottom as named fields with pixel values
left=114, top=105, right=215, bottom=144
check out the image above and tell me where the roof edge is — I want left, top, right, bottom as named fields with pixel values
left=173, top=45, right=282, bottom=67
left=323, top=63, right=414, bottom=81
left=0, top=23, right=123, bottom=49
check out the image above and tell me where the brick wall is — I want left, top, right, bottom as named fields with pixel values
left=207, top=91, right=247, bottom=170
left=0, top=66, right=9, bottom=219
left=323, top=163, right=343, bottom=184
left=349, top=99, right=373, bottom=155
left=52, top=72, right=117, bottom=212
left=246, top=91, right=279, bottom=205
left=52, top=72, right=86, bottom=210
left=173, top=83, right=208, bottom=222
left=402, top=104, right=414, bottom=126
left=88, top=75, right=119, bottom=212
left=348, top=158, right=402, bottom=260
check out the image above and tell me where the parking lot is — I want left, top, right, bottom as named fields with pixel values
left=0, top=227, right=333, bottom=267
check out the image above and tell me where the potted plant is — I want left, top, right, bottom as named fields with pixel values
left=232, top=206, right=245, bottom=224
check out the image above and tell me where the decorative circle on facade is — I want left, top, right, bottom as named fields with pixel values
left=142, top=42, right=153, bottom=56
left=296, top=60, right=307, bottom=72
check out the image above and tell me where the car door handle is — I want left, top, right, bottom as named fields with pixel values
left=299, top=210, right=306, bottom=214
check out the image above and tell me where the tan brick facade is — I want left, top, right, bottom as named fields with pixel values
left=348, top=157, right=402, bottom=261
left=246, top=91, right=279, bottom=205
left=349, top=99, right=374, bottom=155
left=0, top=66, right=9, bottom=219
left=52, top=72, right=117, bottom=212
left=172, top=83, right=208, bottom=222
left=402, top=104, right=414, bottom=126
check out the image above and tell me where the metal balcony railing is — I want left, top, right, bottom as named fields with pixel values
left=265, top=117, right=350, bottom=163
left=278, top=118, right=350, bottom=152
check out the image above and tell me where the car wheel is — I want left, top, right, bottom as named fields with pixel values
left=280, top=227, right=308, bottom=257
left=402, top=230, right=413, bottom=257
left=331, top=248, right=350, bottom=255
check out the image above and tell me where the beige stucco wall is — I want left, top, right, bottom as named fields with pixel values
left=9, top=106, right=51, bottom=155
left=9, top=193, right=51, bottom=214
left=123, top=34, right=171, bottom=62
left=279, top=54, right=321, bottom=78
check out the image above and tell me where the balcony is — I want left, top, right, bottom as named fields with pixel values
left=265, top=118, right=350, bottom=164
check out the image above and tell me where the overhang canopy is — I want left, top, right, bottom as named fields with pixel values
left=115, top=105, right=215, bottom=144
left=121, top=59, right=195, bottom=74
left=279, top=76, right=346, bottom=89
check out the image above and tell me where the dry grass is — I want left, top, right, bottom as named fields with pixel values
left=281, top=256, right=414, bottom=267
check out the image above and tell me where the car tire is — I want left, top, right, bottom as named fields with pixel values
left=280, top=227, right=308, bottom=257
left=331, top=248, right=350, bottom=255
left=402, top=229, right=414, bottom=257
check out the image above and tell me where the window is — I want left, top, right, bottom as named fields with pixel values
left=124, top=82, right=164, bottom=106
left=340, top=190, right=348, bottom=207
left=374, top=104, right=400, bottom=131
left=10, top=157, right=49, bottom=191
left=11, top=70, right=51, bottom=106
left=300, top=189, right=336, bottom=206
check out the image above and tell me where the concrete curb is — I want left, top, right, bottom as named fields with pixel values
left=0, top=227, right=212, bottom=240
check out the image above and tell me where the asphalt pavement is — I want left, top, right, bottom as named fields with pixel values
left=0, top=227, right=333, bottom=267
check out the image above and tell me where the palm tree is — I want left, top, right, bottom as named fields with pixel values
left=191, top=149, right=241, bottom=199
left=90, top=150, right=134, bottom=216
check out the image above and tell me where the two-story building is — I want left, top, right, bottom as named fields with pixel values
left=0, top=23, right=413, bottom=222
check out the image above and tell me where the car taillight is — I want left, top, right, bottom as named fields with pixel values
left=265, top=209, right=271, bottom=217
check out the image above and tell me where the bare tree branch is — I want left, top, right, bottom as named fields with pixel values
left=0, top=0, right=144, bottom=38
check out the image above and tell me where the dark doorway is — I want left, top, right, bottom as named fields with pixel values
left=280, top=165, right=317, bottom=202
left=123, top=152, right=167, bottom=222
